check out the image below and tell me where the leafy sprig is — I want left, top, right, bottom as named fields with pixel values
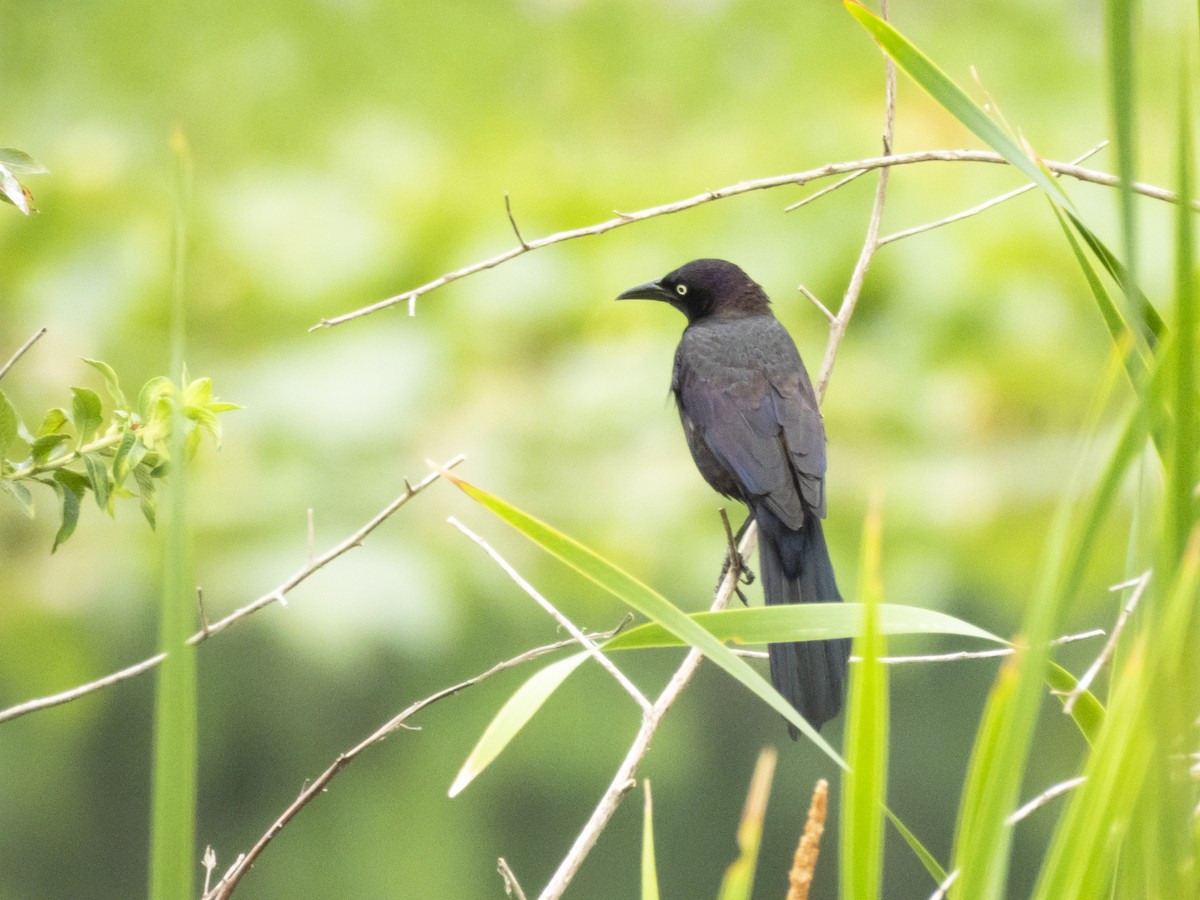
left=0, top=358, right=238, bottom=550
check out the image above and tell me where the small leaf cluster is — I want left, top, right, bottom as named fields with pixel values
left=0, top=148, right=48, bottom=215
left=0, top=358, right=238, bottom=551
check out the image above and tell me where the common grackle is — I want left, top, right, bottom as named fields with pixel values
left=619, top=259, right=849, bottom=736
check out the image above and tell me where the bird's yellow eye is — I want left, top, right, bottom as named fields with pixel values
left=676, top=284, right=688, bottom=296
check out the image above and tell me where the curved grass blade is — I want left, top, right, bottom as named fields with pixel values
left=449, top=651, right=588, bottom=797
left=602, top=603, right=1000, bottom=650
left=439, top=468, right=846, bottom=767
left=843, top=1, right=1072, bottom=207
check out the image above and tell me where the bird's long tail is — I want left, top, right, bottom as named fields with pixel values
left=755, top=509, right=850, bottom=737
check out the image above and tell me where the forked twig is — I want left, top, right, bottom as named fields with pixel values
left=203, top=630, right=624, bottom=900
left=0, top=456, right=465, bottom=725
left=448, top=516, right=651, bottom=712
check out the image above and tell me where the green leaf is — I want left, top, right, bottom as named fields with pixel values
left=449, top=651, right=588, bottom=797
left=1046, top=662, right=1104, bottom=744
left=50, top=469, right=88, bottom=552
left=0, top=167, right=33, bottom=214
left=70, top=387, right=103, bottom=445
left=30, top=433, right=70, bottom=466
left=0, top=389, right=24, bottom=462
left=111, top=429, right=138, bottom=486
left=37, top=408, right=69, bottom=437
left=642, top=781, right=660, bottom=900
left=133, top=461, right=158, bottom=529
left=843, top=2, right=1072, bottom=207
left=717, top=748, right=776, bottom=900
left=441, top=469, right=845, bottom=765
left=602, top=603, right=1001, bottom=650
left=0, top=148, right=50, bottom=175
left=82, top=358, right=129, bottom=409
left=0, top=478, right=35, bottom=517
left=841, top=502, right=888, bottom=900
left=82, top=452, right=111, bottom=510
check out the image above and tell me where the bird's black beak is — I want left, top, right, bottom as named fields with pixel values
left=616, top=279, right=673, bottom=303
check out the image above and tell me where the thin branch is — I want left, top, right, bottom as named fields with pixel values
left=798, top=285, right=836, bottom=323
left=504, top=194, right=530, bottom=250
left=783, top=169, right=870, bottom=213
left=813, top=7, right=895, bottom=405
left=308, top=150, right=1194, bottom=330
left=0, top=326, right=47, bottom=380
left=498, top=858, right=529, bottom=900
left=536, top=524, right=759, bottom=900
left=1006, top=775, right=1087, bottom=826
left=202, top=632, right=615, bottom=900
left=0, top=455, right=465, bottom=726
left=879, top=141, right=1109, bottom=245
left=448, top=516, right=651, bottom=712
left=1060, top=570, right=1150, bottom=714
left=731, top=628, right=1103, bottom=665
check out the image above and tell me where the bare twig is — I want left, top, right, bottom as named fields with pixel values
left=308, top=151, right=1193, bottom=330
left=536, top=524, right=759, bottom=900
left=798, top=285, right=836, bottom=323
left=0, top=456, right=465, bottom=725
left=879, top=141, right=1109, bottom=245
left=498, top=858, right=529, bottom=900
left=504, top=194, right=530, bottom=250
left=0, top=326, right=47, bottom=381
left=786, top=779, right=829, bottom=900
left=448, top=516, right=651, bottom=712
left=1060, top=570, right=1150, bottom=714
left=783, top=169, right=871, bottom=213
left=730, top=629, right=1103, bottom=664
left=814, top=5, right=895, bottom=405
left=1005, top=775, right=1087, bottom=826
left=196, top=587, right=210, bottom=636
left=203, top=631, right=621, bottom=900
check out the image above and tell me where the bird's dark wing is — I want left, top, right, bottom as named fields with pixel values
left=672, top=319, right=826, bottom=529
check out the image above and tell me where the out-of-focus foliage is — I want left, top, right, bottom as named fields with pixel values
left=0, top=359, right=235, bottom=550
left=0, top=0, right=1188, bottom=898
left=0, top=148, right=48, bottom=215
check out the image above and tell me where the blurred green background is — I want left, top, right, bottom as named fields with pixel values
left=0, top=1, right=1183, bottom=897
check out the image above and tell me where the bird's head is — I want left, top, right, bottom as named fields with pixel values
left=616, top=258, right=771, bottom=323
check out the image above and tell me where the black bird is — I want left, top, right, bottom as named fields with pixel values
left=618, top=259, right=850, bottom=735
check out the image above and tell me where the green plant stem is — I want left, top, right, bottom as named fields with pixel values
left=5, top=430, right=125, bottom=480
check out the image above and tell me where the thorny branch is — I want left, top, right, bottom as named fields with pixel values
left=202, top=629, right=626, bottom=900
left=311, top=150, right=1196, bottom=330
left=0, top=456, right=465, bottom=725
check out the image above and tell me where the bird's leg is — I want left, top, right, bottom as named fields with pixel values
left=716, top=509, right=756, bottom=605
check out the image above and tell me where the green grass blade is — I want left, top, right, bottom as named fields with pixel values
left=718, top=747, right=777, bottom=900
left=1033, top=640, right=1155, bottom=899
left=1045, top=662, right=1104, bottom=744
left=642, top=780, right=660, bottom=900
left=601, top=603, right=1001, bottom=650
left=440, top=468, right=846, bottom=767
left=1064, top=211, right=1165, bottom=347
left=148, top=129, right=197, bottom=900
left=885, top=808, right=948, bottom=885
left=1166, top=57, right=1197, bottom=565
left=840, top=501, right=888, bottom=900
left=1106, top=0, right=1140, bottom=340
left=843, top=1, right=1072, bottom=207
left=449, top=651, right=588, bottom=797
left=949, top=649, right=1027, bottom=900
